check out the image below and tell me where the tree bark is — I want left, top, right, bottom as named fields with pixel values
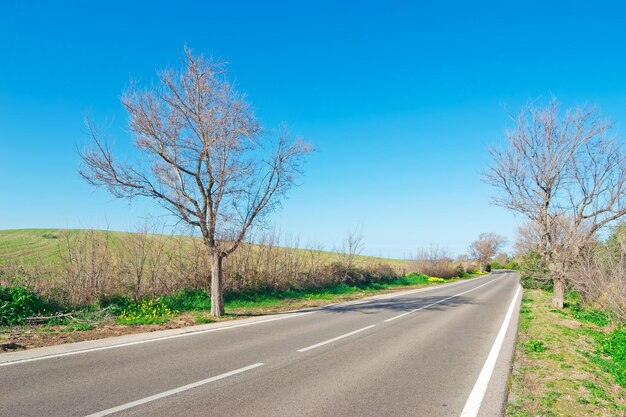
left=210, top=253, right=225, bottom=316
left=552, top=275, right=565, bottom=309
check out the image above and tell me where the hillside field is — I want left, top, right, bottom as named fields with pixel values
left=0, top=228, right=409, bottom=269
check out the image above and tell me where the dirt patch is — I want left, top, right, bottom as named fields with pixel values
left=1, top=342, right=25, bottom=352
left=559, top=318, right=582, bottom=329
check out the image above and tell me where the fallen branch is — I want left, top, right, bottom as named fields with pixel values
left=25, top=313, right=74, bottom=324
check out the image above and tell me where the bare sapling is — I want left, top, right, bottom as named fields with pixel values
left=339, top=227, right=364, bottom=271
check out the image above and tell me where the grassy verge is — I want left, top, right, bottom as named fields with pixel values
left=506, top=289, right=626, bottom=417
left=0, top=272, right=484, bottom=351
left=223, top=272, right=482, bottom=309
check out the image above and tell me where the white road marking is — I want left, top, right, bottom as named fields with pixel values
left=384, top=277, right=500, bottom=322
left=324, top=273, right=496, bottom=310
left=297, top=325, right=377, bottom=352
left=459, top=285, right=522, bottom=417
left=83, top=362, right=264, bottom=417
left=0, top=311, right=315, bottom=368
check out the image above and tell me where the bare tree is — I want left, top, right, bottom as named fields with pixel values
left=468, top=233, right=506, bottom=272
left=80, top=47, right=311, bottom=316
left=485, top=99, right=626, bottom=308
left=339, top=226, right=364, bottom=270
left=494, top=252, right=509, bottom=266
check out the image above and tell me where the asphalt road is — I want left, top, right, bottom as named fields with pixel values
left=0, top=271, right=521, bottom=417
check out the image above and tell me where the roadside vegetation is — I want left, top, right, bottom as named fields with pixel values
left=480, top=99, right=626, bottom=415
left=506, top=289, right=626, bottom=417
left=506, top=224, right=626, bottom=416
left=0, top=228, right=483, bottom=351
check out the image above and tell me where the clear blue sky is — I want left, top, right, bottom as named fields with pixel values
left=2, top=1, right=626, bottom=258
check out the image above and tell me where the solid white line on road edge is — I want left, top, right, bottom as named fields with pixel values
left=459, top=285, right=522, bottom=417
left=0, top=312, right=315, bottom=368
left=383, top=277, right=500, bottom=322
left=297, top=325, right=376, bottom=352
left=83, top=362, right=264, bottom=417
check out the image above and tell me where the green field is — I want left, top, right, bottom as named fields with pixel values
left=0, top=228, right=409, bottom=268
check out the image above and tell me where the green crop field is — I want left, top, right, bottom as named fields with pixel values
left=0, top=228, right=409, bottom=269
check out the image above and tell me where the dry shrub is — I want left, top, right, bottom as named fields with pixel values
left=572, top=239, right=626, bottom=321
left=1, top=229, right=402, bottom=308
left=411, top=246, right=457, bottom=278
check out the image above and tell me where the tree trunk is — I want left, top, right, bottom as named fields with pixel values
left=210, top=253, right=225, bottom=316
left=552, top=275, right=565, bottom=309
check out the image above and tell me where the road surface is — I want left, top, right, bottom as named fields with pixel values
left=0, top=271, right=521, bottom=417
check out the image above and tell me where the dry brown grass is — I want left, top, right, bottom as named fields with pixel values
left=0, top=229, right=409, bottom=307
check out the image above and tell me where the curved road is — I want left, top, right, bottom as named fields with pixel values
left=0, top=271, right=521, bottom=417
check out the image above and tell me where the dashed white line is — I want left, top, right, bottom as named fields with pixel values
left=297, top=325, right=377, bottom=352
left=0, top=312, right=315, bottom=368
left=459, top=285, right=521, bottom=417
left=325, top=273, right=496, bottom=310
left=84, top=362, right=264, bottom=417
left=384, top=277, right=500, bottom=322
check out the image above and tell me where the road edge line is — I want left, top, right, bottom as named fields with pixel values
left=0, top=312, right=314, bottom=367
left=459, top=284, right=522, bottom=417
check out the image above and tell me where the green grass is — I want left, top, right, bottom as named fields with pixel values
left=592, top=328, right=626, bottom=389
left=524, top=338, right=547, bottom=353
left=61, top=323, right=94, bottom=332
left=506, top=289, right=626, bottom=417
left=195, top=315, right=215, bottom=324
left=0, top=229, right=73, bottom=264
left=221, top=273, right=432, bottom=309
left=162, top=290, right=212, bottom=311
left=570, top=306, right=611, bottom=327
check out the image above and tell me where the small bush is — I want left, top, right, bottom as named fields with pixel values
left=521, top=276, right=553, bottom=290
left=163, top=289, right=211, bottom=311
left=0, top=286, right=49, bottom=325
left=117, top=297, right=177, bottom=325
left=488, top=261, right=504, bottom=270
left=61, top=323, right=93, bottom=332
left=394, top=273, right=428, bottom=286
left=505, top=260, right=520, bottom=270
left=518, top=251, right=552, bottom=289
left=524, top=338, right=546, bottom=353
left=427, top=277, right=445, bottom=283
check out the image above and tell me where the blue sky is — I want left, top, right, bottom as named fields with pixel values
left=2, top=1, right=626, bottom=258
